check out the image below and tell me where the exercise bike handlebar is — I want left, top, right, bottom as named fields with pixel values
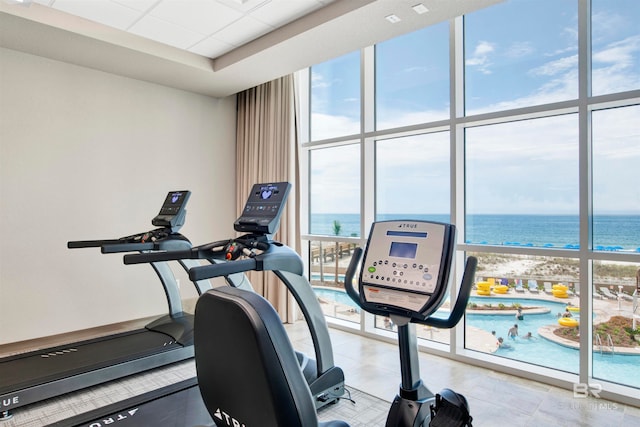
left=423, top=256, right=476, bottom=328
left=344, top=247, right=364, bottom=311
left=344, top=247, right=477, bottom=328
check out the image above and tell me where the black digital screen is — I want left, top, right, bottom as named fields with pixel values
left=389, top=242, right=418, bottom=259
left=260, top=188, right=275, bottom=199
left=160, top=192, right=186, bottom=214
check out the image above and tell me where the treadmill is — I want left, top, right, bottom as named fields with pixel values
left=0, top=190, right=218, bottom=419
left=78, top=182, right=345, bottom=427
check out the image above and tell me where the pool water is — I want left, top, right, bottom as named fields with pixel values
left=314, top=287, right=359, bottom=308
left=466, top=297, right=640, bottom=388
left=313, top=289, right=640, bottom=389
left=466, top=297, right=579, bottom=370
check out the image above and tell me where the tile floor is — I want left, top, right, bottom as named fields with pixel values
left=3, top=315, right=638, bottom=427
left=285, top=322, right=640, bottom=427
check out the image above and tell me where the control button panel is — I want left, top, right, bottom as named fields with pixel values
left=361, top=221, right=447, bottom=296
left=365, top=260, right=436, bottom=293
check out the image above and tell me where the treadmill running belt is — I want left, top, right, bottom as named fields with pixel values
left=0, top=330, right=181, bottom=393
left=47, top=378, right=214, bottom=427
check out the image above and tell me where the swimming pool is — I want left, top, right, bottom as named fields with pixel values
left=314, top=286, right=358, bottom=308
left=313, top=288, right=640, bottom=388
left=466, top=297, right=640, bottom=388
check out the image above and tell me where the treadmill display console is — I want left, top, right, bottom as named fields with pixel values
left=360, top=220, right=455, bottom=315
left=152, top=191, right=191, bottom=228
left=234, top=182, right=292, bottom=235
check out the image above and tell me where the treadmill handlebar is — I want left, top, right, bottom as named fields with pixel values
left=101, top=242, right=156, bottom=253
left=124, top=248, right=197, bottom=264
left=189, top=258, right=258, bottom=282
left=123, top=238, right=233, bottom=265
left=344, top=247, right=477, bottom=328
left=68, top=239, right=121, bottom=249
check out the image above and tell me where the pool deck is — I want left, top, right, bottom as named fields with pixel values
left=536, top=325, right=640, bottom=355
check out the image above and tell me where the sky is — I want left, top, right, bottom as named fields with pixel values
left=308, top=0, right=640, bottom=216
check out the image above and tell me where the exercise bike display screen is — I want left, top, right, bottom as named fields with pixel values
left=234, top=182, right=292, bottom=234
left=360, top=221, right=454, bottom=313
left=389, top=242, right=418, bottom=259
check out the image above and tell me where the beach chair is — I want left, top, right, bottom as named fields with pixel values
left=515, top=279, right=525, bottom=293
left=543, top=282, right=554, bottom=295
left=599, top=286, right=618, bottom=300
left=592, top=285, right=603, bottom=299
left=528, top=280, right=539, bottom=294
left=619, top=292, right=634, bottom=301
left=573, top=283, right=580, bottom=297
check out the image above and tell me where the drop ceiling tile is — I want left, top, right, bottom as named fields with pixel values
left=216, top=0, right=271, bottom=13
left=212, top=15, right=272, bottom=47
left=149, top=0, right=243, bottom=36
left=189, top=36, right=235, bottom=58
left=250, top=0, right=325, bottom=27
left=129, top=14, right=205, bottom=49
left=111, top=0, right=159, bottom=12
left=51, top=0, right=141, bottom=30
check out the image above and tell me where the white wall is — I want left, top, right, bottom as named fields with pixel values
left=0, top=47, right=238, bottom=344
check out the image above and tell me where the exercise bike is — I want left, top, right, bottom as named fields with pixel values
left=343, top=220, right=476, bottom=427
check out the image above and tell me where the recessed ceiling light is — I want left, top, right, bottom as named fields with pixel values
left=385, top=14, right=401, bottom=24
left=412, top=3, right=429, bottom=15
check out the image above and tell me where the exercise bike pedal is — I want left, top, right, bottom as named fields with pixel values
left=429, top=388, right=473, bottom=427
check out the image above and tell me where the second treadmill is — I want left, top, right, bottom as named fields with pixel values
left=0, top=191, right=208, bottom=418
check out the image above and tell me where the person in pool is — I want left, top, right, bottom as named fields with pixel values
left=508, top=324, right=518, bottom=340
left=497, top=337, right=512, bottom=349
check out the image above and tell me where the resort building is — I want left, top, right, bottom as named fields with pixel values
left=1, top=0, right=638, bottom=425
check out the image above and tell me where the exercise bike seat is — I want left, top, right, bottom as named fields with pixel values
left=195, top=286, right=349, bottom=427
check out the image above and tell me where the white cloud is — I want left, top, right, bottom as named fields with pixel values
left=465, top=40, right=495, bottom=74
left=505, top=41, right=534, bottom=58
left=310, top=71, right=343, bottom=90
left=307, top=23, right=640, bottom=214
left=403, top=66, right=429, bottom=73
left=529, top=54, right=578, bottom=77
left=309, top=144, right=360, bottom=214
left=592, top=35, right=640, bottom=94
left=591, top=10, right=627, bottom=43
left=376, top=108, right=449, bottom=131
left=593, top=35, right=640, bottom=65
left=311, top=113, right=359, bottom=141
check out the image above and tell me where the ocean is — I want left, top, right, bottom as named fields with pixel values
left=309, top=213, right=640, bottom=251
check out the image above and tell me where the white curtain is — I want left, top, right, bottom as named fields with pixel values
left=235, top=74, right=300, bottom=322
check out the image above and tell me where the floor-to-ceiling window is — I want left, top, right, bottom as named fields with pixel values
left=299, top=0, right=639, bottom=405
